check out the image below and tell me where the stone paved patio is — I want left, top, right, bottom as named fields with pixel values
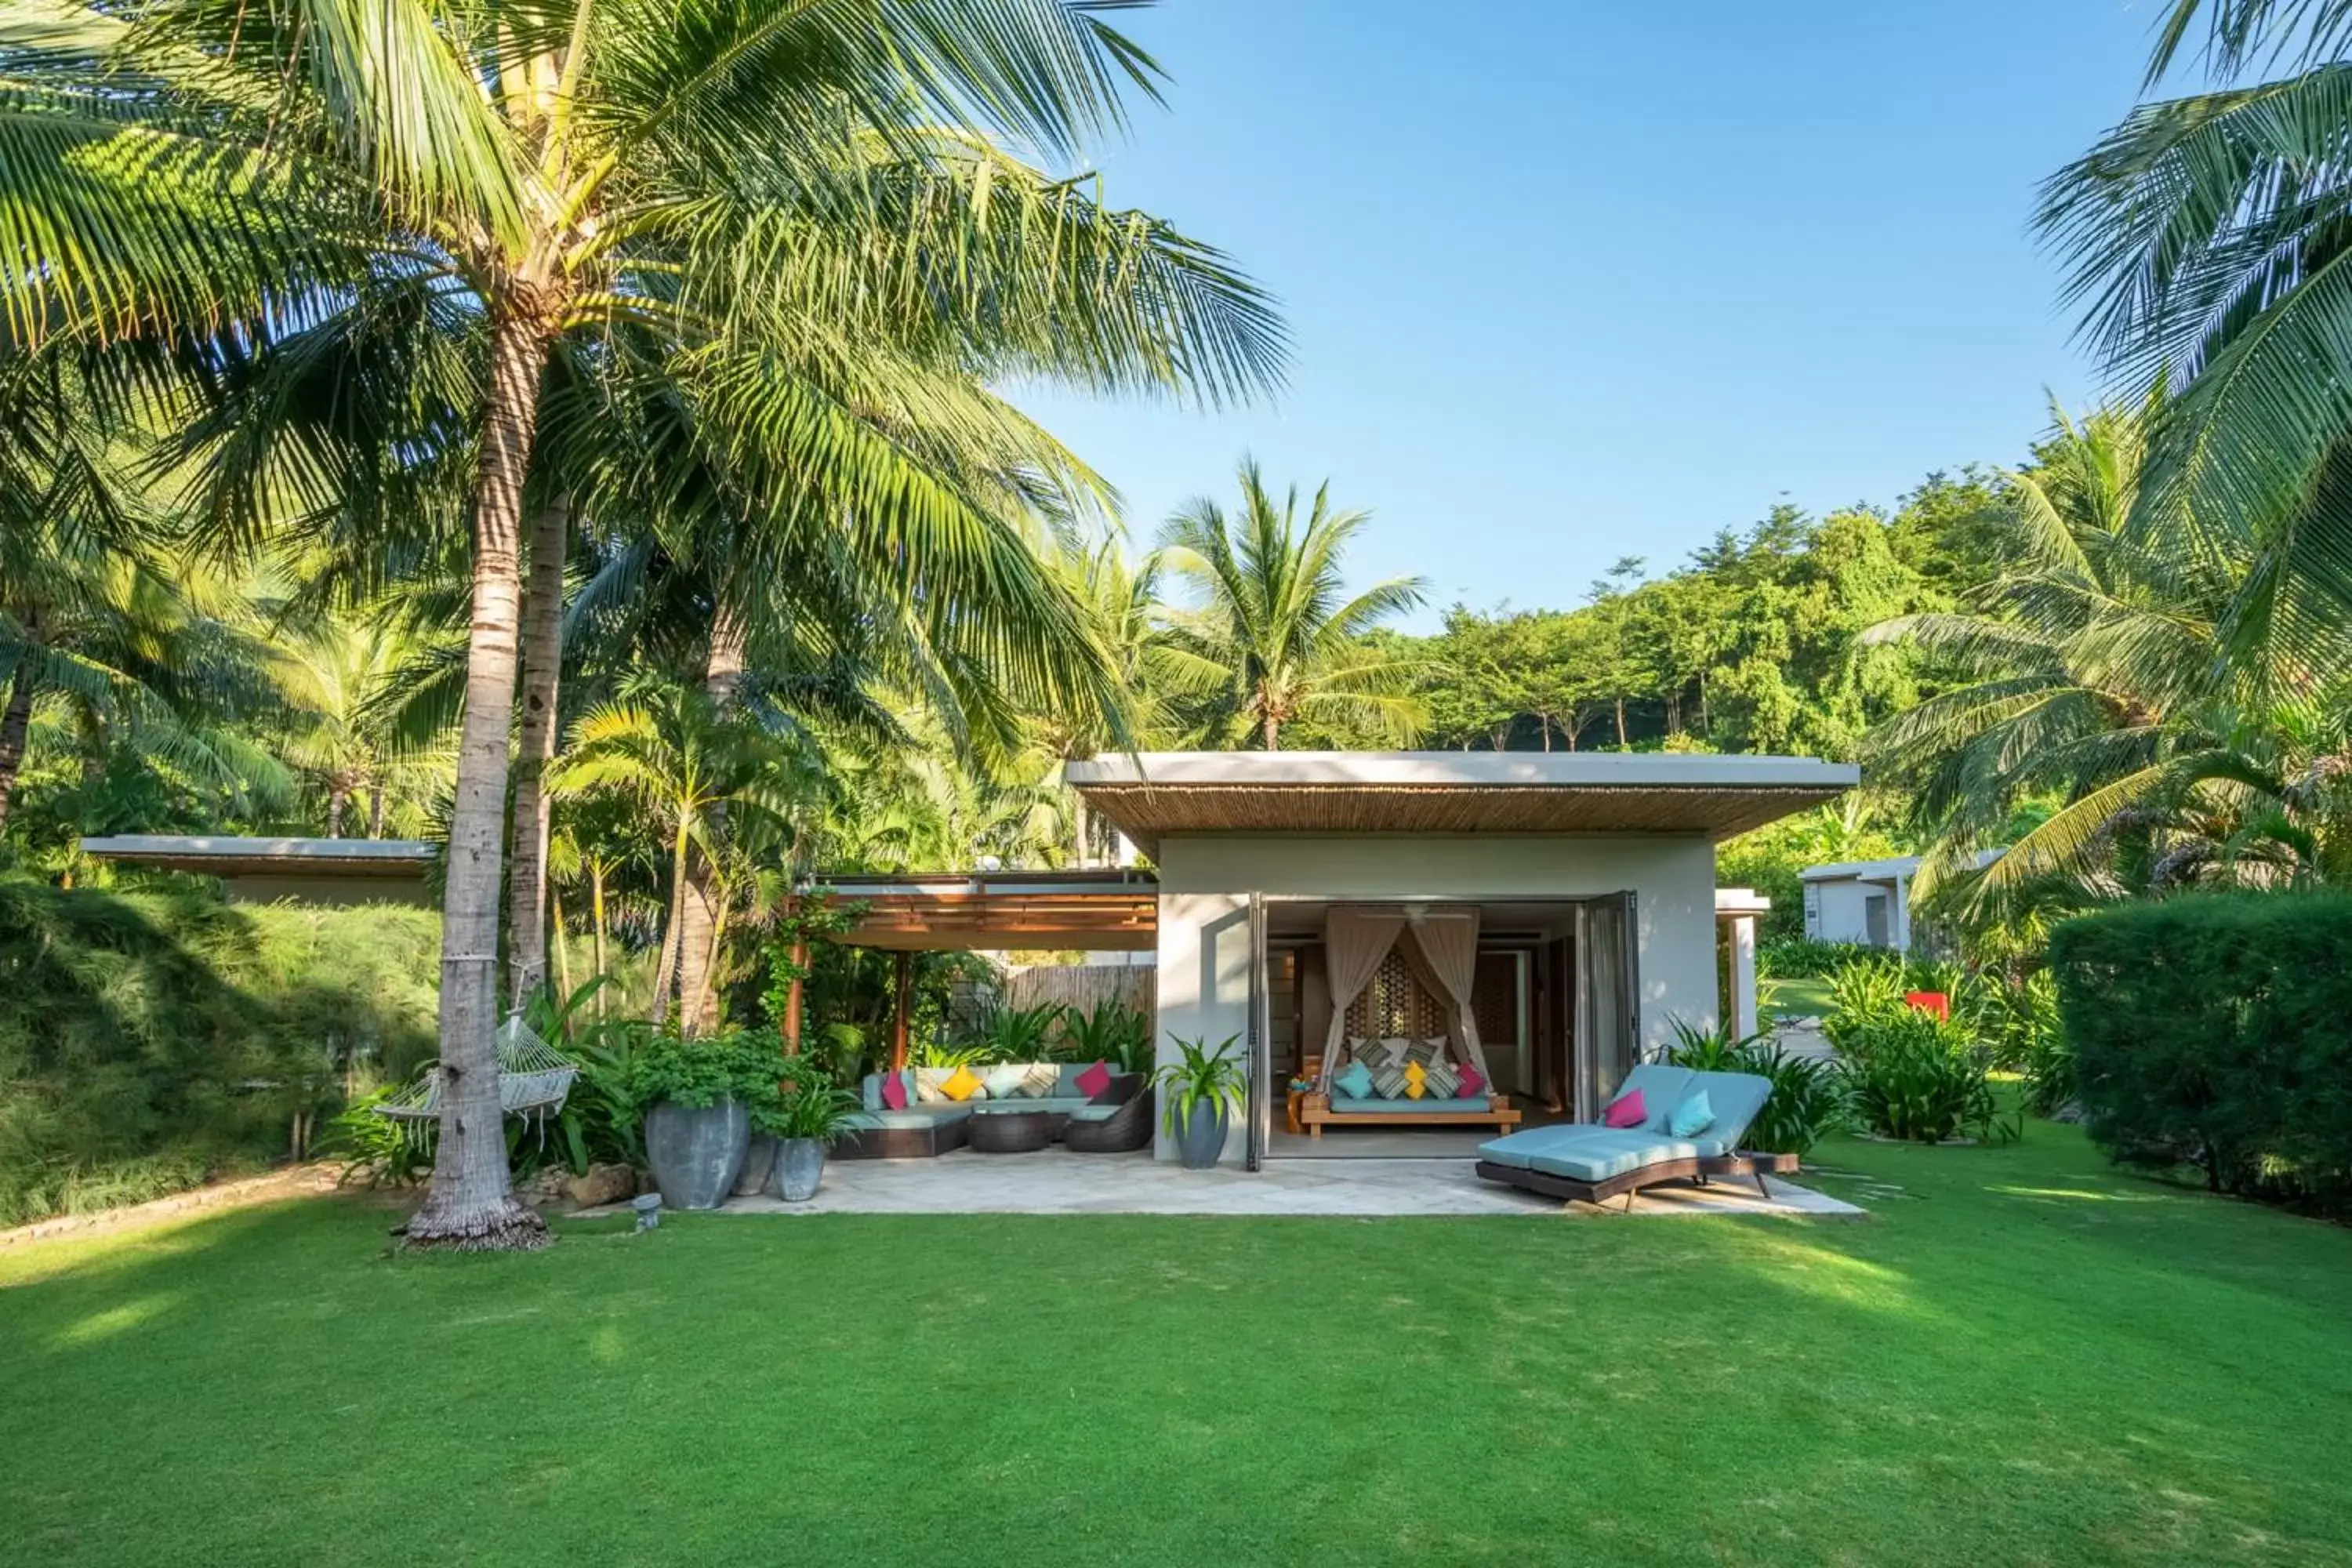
left=628, top=1149, right=1867, bottom=1219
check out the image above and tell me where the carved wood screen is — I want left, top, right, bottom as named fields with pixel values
left=1343, top=948, right=1447, bottom=1040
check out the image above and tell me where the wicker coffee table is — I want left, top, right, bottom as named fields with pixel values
left=965, top=1109, right=1062, bottom=1153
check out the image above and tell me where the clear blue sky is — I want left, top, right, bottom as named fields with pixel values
left=1014, top=0, right=2165, bottom=629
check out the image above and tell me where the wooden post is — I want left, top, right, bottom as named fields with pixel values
left=785, top=936, right=807, bottom=1055
left=890, top=949, right=913, bottom=1073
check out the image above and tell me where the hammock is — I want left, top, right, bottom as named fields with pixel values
left=372, top=1015, right=578, bottom=1144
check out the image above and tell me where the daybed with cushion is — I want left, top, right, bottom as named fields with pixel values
left=835, top=1063, right=1140, bottom=1159
left=1297, top=1034, right=1523, bottom=1137
left=1473, top=1063, right=1786, bottom=1208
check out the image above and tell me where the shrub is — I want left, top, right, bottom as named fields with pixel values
left=1840, top=1007, right=2010, bottom=1144
left=1055, top=1001, right=1152, bottom=1073
left=0, top=876, right=440, bottom=1226
left=2050, top=892, right=2352, bottom=1214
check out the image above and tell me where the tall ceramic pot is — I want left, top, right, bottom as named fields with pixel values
left=733, top=1134, right=777, bottom=1198
left=772, top=1138, right=826, bottom=1202
left=643, top=1098, right=750, bottom=1210
left=1175, top=1100, right=1229, bottom=1170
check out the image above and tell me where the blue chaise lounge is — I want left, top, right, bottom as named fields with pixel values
left=1472, top=1063, right=1789, bottom=1208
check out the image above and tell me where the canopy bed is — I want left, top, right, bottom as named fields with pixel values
left=1295, top=905, right=1524, bottom=1138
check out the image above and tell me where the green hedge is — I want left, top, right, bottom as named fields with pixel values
left=2049, top=892, right=2352, bottom=1215
left=0, top=877, right=440, bottom=1225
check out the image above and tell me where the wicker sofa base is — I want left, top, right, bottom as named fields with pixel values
left=1475, top=1150, right=1800, bottom=1210
left=833, top=1117, right=971, bottom=1160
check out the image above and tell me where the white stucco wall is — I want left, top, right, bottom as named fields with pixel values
left=1150, top=833, right=1721, bottom=1161
left=1807, top=877, right=1908, bottom=949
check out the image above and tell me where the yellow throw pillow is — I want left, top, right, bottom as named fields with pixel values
left=940, top=1064, right=985, bottom=1102
left=1403, top=1059, right=1428, bottom=1100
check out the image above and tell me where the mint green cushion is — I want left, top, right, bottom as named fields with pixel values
left=1526, top=1131, right=1702, bottom=1183
left=846, top=1108, right=975, bottom=1131
left=1683, top=1070, right=1773, bottom=1149
left=1478, top=1125, right=1610, bottom=1169
left=1334, top=1060, right=1374, bottom=1099
left=1327, top=1095, right=1494, bottom=1115
left=982, top=1064, right=1030, bottom=1101
left=1666, top=1090, right=1715, bottom=1138
left=1068, top=1102, right=1122, bottom=1123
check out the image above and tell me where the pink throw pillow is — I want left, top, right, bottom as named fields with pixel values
left=880, top=1073, right=908, bottom=1111
left=1602, top=1088, right=1646, bottom=1129
left=1075, top=1059, right=1113, bottom=1100
left=1457, top=1064, right=1486, bottom=1098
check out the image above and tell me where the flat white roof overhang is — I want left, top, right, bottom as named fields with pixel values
left=79, top=834, right=437, bottom=878
left=1067, top=752, right=1860, bottom=857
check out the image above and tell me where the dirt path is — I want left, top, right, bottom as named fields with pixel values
left=0, top=1164, right=352, bottom=1250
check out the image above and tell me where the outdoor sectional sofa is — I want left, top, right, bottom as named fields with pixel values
left=1473, top=1064, right=1789, bottom=1208
left=837, top=1066, right=1145, bottom=1159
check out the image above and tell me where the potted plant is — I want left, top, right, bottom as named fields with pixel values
left=757, top=1073, right=865, bottom=1201
left=626, top=1029, right=775, bottom=1210
left=1155, top=1033, right=1247, bottom=1170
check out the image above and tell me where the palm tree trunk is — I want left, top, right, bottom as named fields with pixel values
left=1261, top=708, right=1280, bottom=750
left=506, top=490, right=571, bottom=1006
left=551, top=887, right=575, bottom=1029
left=0, top=659, right=37, bottom=829
left=1614, top=697, right=1628, bottom=749
left=326, top=783, right=349, bottom=837
left=368, top=786, right=386, bottom=837
left=590, top=865, right=609, bottom=1020
left=651, top=814, right=691, bottom=1027
left=1069, top=783, right=1090, bottom=868
left=407, top=299, right=557, bottom=1252
left=677, top=604, right=746, bottom=1033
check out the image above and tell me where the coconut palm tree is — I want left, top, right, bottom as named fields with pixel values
left=7, top=0, right=1286, bottom=1246
left=1859, top=399, right=2352, bottom=911
left=1156, top=461, right=1430, bottom=750
left=0, top=406, right=288, bottom=827
left=2039, top=0, right=2352, bottom=666
left=549, top=673, right=816, bottom=1030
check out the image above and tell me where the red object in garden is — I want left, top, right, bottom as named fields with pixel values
left=1905, top=990, right=1950, bottom=1020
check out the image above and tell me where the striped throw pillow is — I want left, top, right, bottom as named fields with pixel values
left=1353, top=1037, right=1398, bottom=1075
left=1371, top=1063, right=1411, bottom=1099
left=1423, top=1059, right=1461, bottom=1100
left=1404, top=1038, right=1441, bottom=1067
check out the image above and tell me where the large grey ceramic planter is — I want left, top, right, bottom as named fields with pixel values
left=733, top=1135, right=777, bottom=1198
left=1174, top=1101, right=1228, bottom=1170
left=772, top=1138, right=826, bottom=1202
left=644, top=1098, right=749, bottom=1210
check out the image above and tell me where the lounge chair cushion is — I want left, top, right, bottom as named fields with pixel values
left=1608, top=1065, right=1696, bottom=1130
left=847, top=1107, right=975, bottom=1131
left=1477, top=1124, right=1610, bottom=1169
left=1329, top=1094, right=1494, bottom=1115
left=1068, top=1102, right=1123, bottom=1123
left=1683, top=1070, right=1773, bottom=1150
left=1526, top=1131, right=1705, bottom=1184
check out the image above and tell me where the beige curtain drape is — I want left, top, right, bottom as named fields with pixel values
left=1401, top=910, right=1490, bottom=1080
left=1316, top=907, right=1404, bottom=1090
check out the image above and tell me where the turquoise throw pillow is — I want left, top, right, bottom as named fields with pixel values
left=1667, top=1090, right=1715, bottom=1138
left=1334, top=1060, right=1375, bottom=1100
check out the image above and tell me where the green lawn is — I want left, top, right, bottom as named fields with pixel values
left=5, top=1129, right=2350, bottom=1567
left=1761, top=973, right=1836, bottom=1018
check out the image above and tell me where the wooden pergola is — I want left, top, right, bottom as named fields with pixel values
left=782, top=871, right=1157, bottom=1071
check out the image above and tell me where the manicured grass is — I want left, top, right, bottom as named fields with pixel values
left=1762, top=973, right=1835, bottom=1018
left=5, top=1128, right=2350, bottom=1566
